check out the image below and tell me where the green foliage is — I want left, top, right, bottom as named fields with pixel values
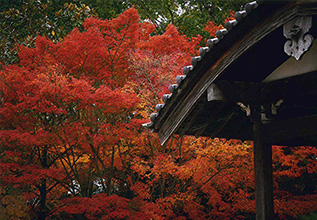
left=125, top=0, right=248, bottom=37
left=81, top=0, right=249, bottom=38
left=0, top=0, right=93, bottom=64
left=299, top=212, right=317, bottom=220
left=81, top=0, right=126, bottom=19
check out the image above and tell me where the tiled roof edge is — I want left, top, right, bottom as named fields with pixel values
left=143, top=1, right=259, bottom=129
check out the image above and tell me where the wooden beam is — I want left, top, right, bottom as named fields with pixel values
left=262, top=114, right=317, bottom=144
left=207, top=81, right=260, bottom=103
left=207, top=71, right=317, bottom=105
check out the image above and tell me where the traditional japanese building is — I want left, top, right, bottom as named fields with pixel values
left=144, top=0, right=317, bottom=219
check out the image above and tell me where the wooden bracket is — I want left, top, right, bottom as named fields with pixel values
left=207, top=72, right=317, bottom=118
left=206, top=81, right=282, bottom=119
left=262, top=114, right=317, bottom=144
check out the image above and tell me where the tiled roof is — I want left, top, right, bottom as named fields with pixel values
left=143, top=1, right=259, bottom=130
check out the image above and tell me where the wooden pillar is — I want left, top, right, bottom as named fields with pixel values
left=253, top=122, right=274, bottom=220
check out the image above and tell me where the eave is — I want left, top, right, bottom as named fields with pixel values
left=144, top=0, right=317, bottom=145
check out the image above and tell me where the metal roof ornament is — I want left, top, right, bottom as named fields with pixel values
left=283, top=16, right=314, bottom=60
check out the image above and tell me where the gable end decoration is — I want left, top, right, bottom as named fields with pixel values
left=283, top=16, right=314, bottom=60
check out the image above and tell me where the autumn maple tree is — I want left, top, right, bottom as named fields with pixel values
left=0, top=8, right=142, bottom=220
left=0, top=6, right=316, bottom=220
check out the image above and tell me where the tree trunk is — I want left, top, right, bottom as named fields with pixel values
left=38, top=148, right=49, bottom=220
left=38, top=179, right=48, bottom=220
